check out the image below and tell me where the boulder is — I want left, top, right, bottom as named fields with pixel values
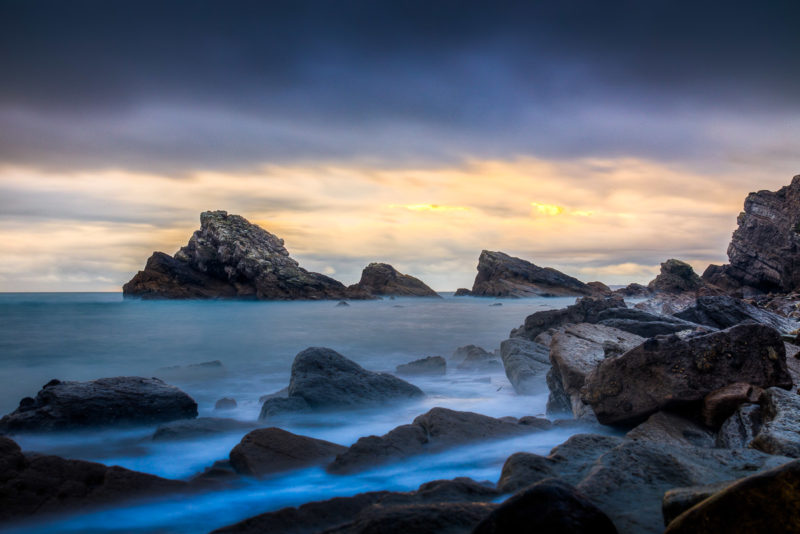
left=327, top=408, right=543, bottom=474
left=152, top=417, right=255, bottom=441
left=632, top=294, right=697, bottom=315
left=625, top=411, right=715, bottom=449
left=214, top=398, right=237, bottom=410
left=647, top=259, right=706, bottom=294
left=661, top=481, right=734, bottom=526
left=348, top=262, right=440, bottom=297
left=614, top=283, right=651, bottom=297
left=452, top=345, right=501, bottom=371
left=674, top=295, right=798, bottom=333
left=124, top=210, right=370, bottom=300
left=583, top=323, right=793, bottom=426
left=546, top=323, right=644, bottom=419
left=468, top=250, right=599, bottom=298
left=472, top=479, right=618, bottom=534
left=716, top=403, right=763, bottom=449
left=0, top=377, right=198, bottom=432
left=511, top=295, right=625, bottom=340
left=499, top=338, right=550, bottom=394
left=451, top=344, right=491, bottom=364
left=259, top=347, right=424, bottom=419
left=664, top=460, right=800, bottom=533
left=702, top=175, right=800, bottom=293
left=396, top=356, right=446, bottom=376
left=701, top=383, right=763, bottom=428
left=454, top=288, right=472, bottom=296
left=229, top=427, right=346, bottom=477
left=211, top=477, right=499, bottom=534
left=751, top=387, right=800, bottom=457
left=0, top=436, right=187, bottom=522
left=595, top=307, right=699, bottom=337
left=325, top=502, right=494, bottom=534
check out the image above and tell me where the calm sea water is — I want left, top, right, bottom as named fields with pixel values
left=0, top=292, right=604, bottom=533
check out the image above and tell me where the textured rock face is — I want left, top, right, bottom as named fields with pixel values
left=751, top=387, right=800, bottom=458
left=229, top=427, right=346, bottom=477
left=349, top=263, right=439, bottom=297
left=583, top=324, right=793, bottom=426
left=647, top=259, right=705, bottom=294
left=0, top=436, right=186, bottom=522
left=704, top=175, right=800, bottom=293
left=259, top=347, right=424, bottom=419
left=674, top=295, right=798, bottom=333
left=663, top=460, right=800, bottom=534
left=511, top=296, right=626, bottom=340
left=0, top=377, right=198, bottom=432
left=472, top=479, right=618, bottom=534
left=124, top=211, right=365, bottom=300
left=469, top=250, right=598, bottom=298
left=499, top=338, right=550, bottom=394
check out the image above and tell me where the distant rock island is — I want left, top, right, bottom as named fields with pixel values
left=456, top=250, right=609, bottom=298
left=123, top=211, right=437, bottom=300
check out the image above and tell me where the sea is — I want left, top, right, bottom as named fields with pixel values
left=0, top=292, right=608, bottom=533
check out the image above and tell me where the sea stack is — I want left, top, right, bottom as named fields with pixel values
left=349, top=262, right=440, bottom=297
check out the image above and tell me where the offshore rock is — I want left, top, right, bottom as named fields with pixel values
left=0, top=377, right=197, bottom=432
left=396, top=356, right=446, bottom=376
left=348, top=262, right=439, bottom=297
left=124, top=210, right=367, bottom=300
left=703, top=175, right=800, bottom=293
left=647, top=259, right=706, bottom=294
left=468, top=250, right=599, bottom=298
left=259, top=347, right=424, bottom=419
left=583, top=324, right=792, bottom=426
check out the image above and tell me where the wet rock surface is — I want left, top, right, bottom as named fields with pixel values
left=675, top=295, right=798, bottom=333
left=751, top=387, right=800, bottom=457
left=499, top=338, right=550, bottom=394
left=0, top=377, right=198, bottom=432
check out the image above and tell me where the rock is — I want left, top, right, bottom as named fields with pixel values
left=326, top=502, right=494, bottom=534
left=499, top=338, right=550, bottom=394
left=511, top=295, right=625, bottom=340
left=595, top=307, right=699, bottom=337
left=717, top=403, right=762, bottom=449
left=152, top=417, right=255, bottom=441
left=468, top=250, right=599, bottom=298
left=336, top=300, right=350, bottom=307
left=633, top=293, right=698, bottom=315
left=647, top=259, right=706, bottom=294
left=472, top=478, right=618, bottom=534
left=0, top=436, right=187, bottom=522
left=587, top=281, right=612, bottom=295
left=214, top=397, right=237, bottom=410
left=702, top=383, right=763, bottom=428
left=614, top=283, right=651, bottom=297
left=703, top=175, right=800, bottom=293
left=625, top=411, right=715, bottom=449
left=674, top=295, right=798, bottom=334
left=396, top=356, right=446, bottom=376
left=663, top=460, right=800, bottom=533
left=583, top=323, right=793, bottom=426
left=229, top=427, right=346, bottom=477
left=259, top=347, right=424, bottom=419
left=751, top=387, right=800, bottom=457
left=451, top=344, right=491, bottom=364
left=0, top=377, right=198, bottom=432
left=211, top=477, right=499, bottom=534
left=454, top=288, right=472, bottom=296
left=124, top=210, right=369, bottom=300
left=258, top=386, right=289, bottom=404
left=327, top=408, right=541, bottom=474
left=348, top=262, right=440, bottom=297
left=661, top=481, right=735, bottom=526
left=546, top=323, right=644, bottom=419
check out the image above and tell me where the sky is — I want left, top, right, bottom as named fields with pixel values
left=1, top=1, right=799, bottom=291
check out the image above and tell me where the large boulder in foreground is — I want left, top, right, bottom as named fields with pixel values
left=468, top=250, right=599, bottom=298
left=229, top=427, right=346, bottom=477
left=664, top=460, right=800, bottom=534
left=674, top=295, right=798, bottom=334
left=124, top=210, right=367, bottom=300
left=472, top=479, right=617, bottom=534
left=0, top=436, right=186, bottom=522
left=259, top=347, right=424, bottom=419
left=0, top=377, right=198, bottom=432
left=583, top=324, right=793, bottom=426
left=703, top=175, right=800, bottom=293
left=348, top=262, right=439, bottom=297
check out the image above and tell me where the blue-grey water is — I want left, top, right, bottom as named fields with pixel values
left=0, top=293, right=598, bottom=533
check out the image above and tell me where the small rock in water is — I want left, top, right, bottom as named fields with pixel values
left=336, top=301, right=349, bottom=307
left=215, top=397, right=237, bottom=410
left=490, top=302, right=503, bottom=306
left=396, top=356, right=446, bottom=376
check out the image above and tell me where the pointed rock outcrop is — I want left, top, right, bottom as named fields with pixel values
left=349, top=262, right=439, bottom=297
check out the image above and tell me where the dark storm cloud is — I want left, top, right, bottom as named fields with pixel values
left=1, top=0, right=799, bottom=172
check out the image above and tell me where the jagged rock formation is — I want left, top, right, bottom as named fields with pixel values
left=704, top=175, right=800, bottom=293
left=124, top=211, right=368, bottom=300
left=348, top=262, right=439, bottom=297
left=467, top=250, right=600, bottom=298
left=647, top=259, right=706, bottom=294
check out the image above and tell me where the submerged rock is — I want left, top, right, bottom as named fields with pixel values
left=229, top=427, right=346, bottom=477
left=348, top=262, right=439, bottom=297
left=124, top=210, right=368, bottom=300
left=0, top=436, right=187, bottom=522
left=152, top=417, right=255, bottom=441
left=214, top=398, right=237, bottom=410
left=259, top=347, right=424, bottom=419
left=583, top=323, right=792, bottom=426
left=0, top=377, right=198, bottom=432
left=396, top=356, right=446, bottom=376
left=468, top=250, right=599, bottom=298
left=499, top=338, right=550, bottom=394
